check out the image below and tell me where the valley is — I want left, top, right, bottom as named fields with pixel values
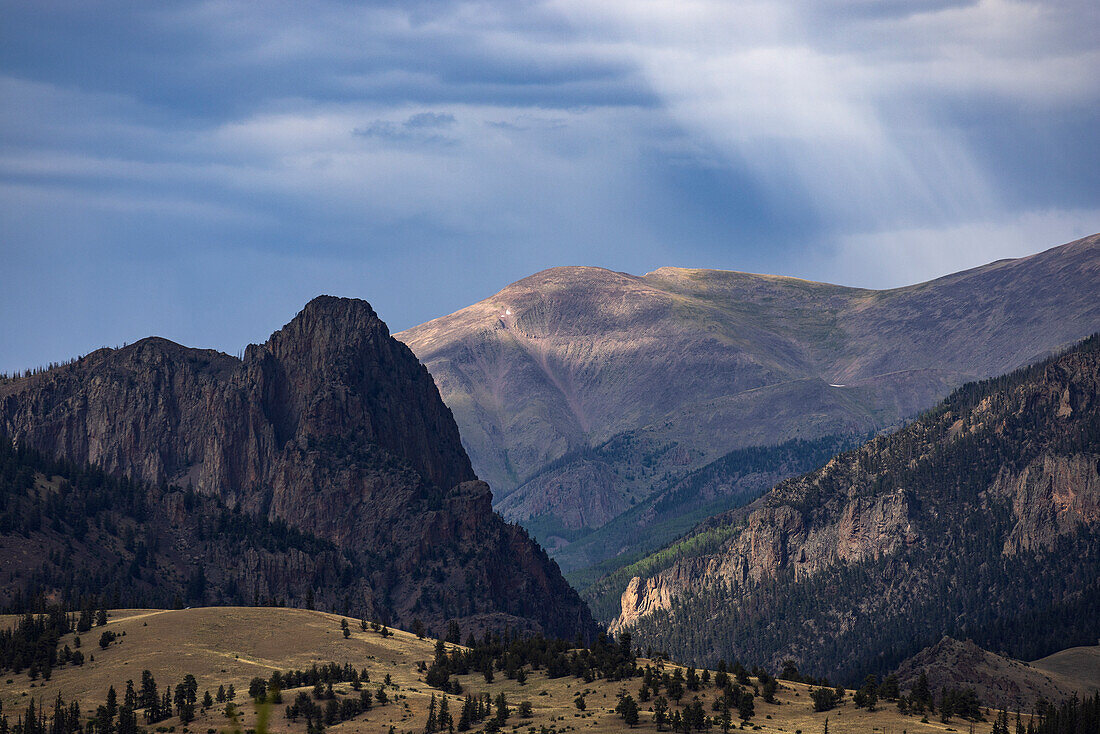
left=7, top=607, right=1091, bottom=734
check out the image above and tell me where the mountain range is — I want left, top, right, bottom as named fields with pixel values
left=397, top=234, right=1100, bottom=573
left=2, top=233, right=1098, bottom=694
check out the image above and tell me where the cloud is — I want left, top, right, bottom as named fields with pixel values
left=0, top=0, right=1096, bottom=372
left=353, top=111, right=459, bottom=144
left=802, top=207, right=1100, bottom=288
left=404, top=111, right=456, bottom=128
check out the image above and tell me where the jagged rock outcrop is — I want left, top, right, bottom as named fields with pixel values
left=0, top=296, right=594, bottom=638
left=605, top=334, right=1100, bottom=680
left=398, top=234, right=1100, bottom=572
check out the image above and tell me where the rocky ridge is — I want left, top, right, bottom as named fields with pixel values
left=0, top=296, right=593, bottom=638
left=893, top=637, right=1075, bottom=711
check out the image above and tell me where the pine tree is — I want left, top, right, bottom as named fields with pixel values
left=493, top=693, right=509, bottom=725
left=738, top=692, right=755, bottom=721
left=458, top=695, right=474, bottom=731
left=914, top=671, right=932, bottom=709
left=653, top=696, right=668, bottom=731
left=425, top=693, right=438, bottom=733
left=438, top=695, right=452, bottom=733
left=616, top=695, right=639, bottom=727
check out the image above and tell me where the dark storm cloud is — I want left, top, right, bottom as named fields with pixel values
left=0, top=0, right=1097, bottom=373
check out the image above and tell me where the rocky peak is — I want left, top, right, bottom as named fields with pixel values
left=0, top=297, right=593, bottom=637
left=245, top=296, right=475, bottom=491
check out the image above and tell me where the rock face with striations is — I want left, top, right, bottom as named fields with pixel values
left=0, top=296, right=594, bottom=638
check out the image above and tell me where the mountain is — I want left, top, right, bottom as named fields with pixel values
left=603, top=334, right=1100, bottom=682
left=892, top=637, right=1089, bottom=711
left=561, top=432, right=867, bottom=590
left=0, top=296, right=594, bottom=639
left=397, top=234, right=1100, bottom=572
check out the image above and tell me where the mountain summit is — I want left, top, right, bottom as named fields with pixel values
left=397, top=234, right=1100, bottom=571
left=0, top=296, right=594, bottom=638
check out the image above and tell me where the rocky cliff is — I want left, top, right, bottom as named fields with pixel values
left=0, top=296, right=594, bottom=638
left=397, top=234, right=1100, bottom=572
left=606, top=334, right=1100, bottom=681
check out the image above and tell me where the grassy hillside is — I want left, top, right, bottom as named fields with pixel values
left=0, top=607, right=1037, bottom=734
left=1031, top=646, right=1100, bottom=695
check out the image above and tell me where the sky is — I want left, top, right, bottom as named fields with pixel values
left=1, top=0, right=1098, bottom=373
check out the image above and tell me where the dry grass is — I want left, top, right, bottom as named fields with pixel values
left=1031, top=645, right=1100, bottom=695
left=1, top=607, right=1010, bottom=734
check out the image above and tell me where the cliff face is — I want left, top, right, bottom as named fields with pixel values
left=0, top=297, right=593, bottom=638
left=606, top=335, right=1100, bottom=680
left=612, top=485, right=919, bottom=633
left=0, top=297, right=473, bottom=505
left=397, top=234, right=1100, bottom=572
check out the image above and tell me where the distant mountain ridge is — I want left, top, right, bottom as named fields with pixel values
left=604, top=334, right=1100, bottom=682
left=0, top=297, right=594, bottom=638
left=398, top=234, right=1100, bottom=572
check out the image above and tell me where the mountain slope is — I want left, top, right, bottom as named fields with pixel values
left=397, top=235, right=1100, bottom=571
left=892, top=637, right=1081, bottom=711
left=606, top=334, right=1100, bottom=682
left=0, top=437, right=352, bottom=611
left=0, top=297, right=594, bottom=639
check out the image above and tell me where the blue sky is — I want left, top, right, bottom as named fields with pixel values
left=1, top=0, right=1098, bottom=373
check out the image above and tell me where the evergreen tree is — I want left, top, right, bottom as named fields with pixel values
left=616, top=695, right=639, bottom=727
left=653, top=696, right=668, bottom=731
left=738, top=692, right=754, bottom=721
left=438, top=695, right=452, bottom=733
left=425, top=693, right=438, bottom=733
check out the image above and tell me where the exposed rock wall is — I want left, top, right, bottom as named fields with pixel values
left=0, top=296, right=594, bottom=638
